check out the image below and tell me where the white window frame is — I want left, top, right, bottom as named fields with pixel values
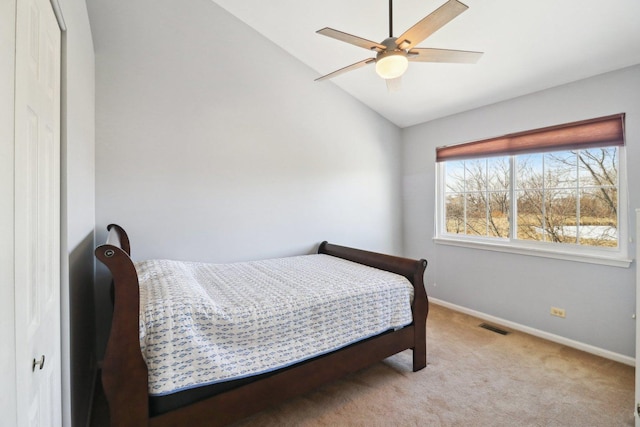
left=434, top=147, right=631, bottom=268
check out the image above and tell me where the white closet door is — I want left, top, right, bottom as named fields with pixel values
left=14, top=0, right=62, bottom=424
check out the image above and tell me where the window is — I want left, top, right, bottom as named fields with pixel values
left=435, top=114, right=629, bottom=267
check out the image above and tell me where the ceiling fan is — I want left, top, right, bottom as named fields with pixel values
left=315, top=0, right=483, bottom=88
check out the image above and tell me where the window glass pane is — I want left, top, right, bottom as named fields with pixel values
left=487, top=156, right=510, bottom=191
left=445, top=160, right=466, bottom=192
left=464, top=159, right=486, bottom=192
left=445, top=194, right=465, bottom=234
left=578, top=147, right=617, bottom=188
left=516, top=189, right=543, bottom=241
left=579, top=188, right=617, bottom=247
left=544, top=189, right=578, bottom=244
left=544, top=151, right=577, bottom=189
left=515, top=153, right=543, bottom=190
left=465, top=193, right=487, bottom=236
left=488, top=191, right=510, bottom=238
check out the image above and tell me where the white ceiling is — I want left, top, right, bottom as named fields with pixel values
left=211, top=0, right=640, bottom=128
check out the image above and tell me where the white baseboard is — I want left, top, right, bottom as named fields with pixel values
left=430, top=298, right=635, bottom=367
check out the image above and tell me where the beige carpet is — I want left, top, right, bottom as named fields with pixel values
left=92, top=304, right=635, bottom=426
left=233, top=304, right=634, bottom=426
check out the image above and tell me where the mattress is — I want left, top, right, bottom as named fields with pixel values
left=136, top=253, right=414, bottom=396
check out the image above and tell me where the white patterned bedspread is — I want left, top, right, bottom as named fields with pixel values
left=135, top=254, right=414, bottom=396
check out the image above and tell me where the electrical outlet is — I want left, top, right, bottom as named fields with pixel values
left=550, top=306, right=566, bottom=318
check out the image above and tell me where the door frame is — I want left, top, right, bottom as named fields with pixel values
left=0, top=1, right=18, bottom=424
left=636, top=208, right=639, bottom=426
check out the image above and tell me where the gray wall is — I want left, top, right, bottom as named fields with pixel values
left=90, top=0, right=403, bottom=359
left=58, top=0, right=96, bottom=425
left=403, top=65, right=640, bottom=358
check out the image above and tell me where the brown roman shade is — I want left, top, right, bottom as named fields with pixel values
left=436, top=113, right=625, bottom=162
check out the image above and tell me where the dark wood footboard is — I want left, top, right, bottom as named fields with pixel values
left=318, top=241, right=428, bottom=371
left=95, top=225, right=428, bottom=427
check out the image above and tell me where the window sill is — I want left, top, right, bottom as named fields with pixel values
left=433, top=236, right=632, bottom=268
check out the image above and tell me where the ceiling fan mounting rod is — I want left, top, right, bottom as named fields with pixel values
left=388, top=0, right=393, bottom=37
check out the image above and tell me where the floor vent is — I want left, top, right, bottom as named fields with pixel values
left=479, top=323, right=509, bottom=335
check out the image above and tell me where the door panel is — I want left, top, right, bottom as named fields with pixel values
left=14, top=0, right=61, bottom=425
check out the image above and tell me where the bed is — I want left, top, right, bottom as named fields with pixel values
left=95, top=224, right=428, bottom=426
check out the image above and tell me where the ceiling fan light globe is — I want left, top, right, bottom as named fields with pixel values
left=375, top=53, right=408, bottom=79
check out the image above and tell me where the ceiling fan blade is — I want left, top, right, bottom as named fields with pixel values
left=317, top=27, right=386, bottom=52
left=396, top=0, right=469, bottom=50
left=315, top=58, right=376, bottom=82
left=408, top=47, right=483, bottom=63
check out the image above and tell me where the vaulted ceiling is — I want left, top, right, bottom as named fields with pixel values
left=212, top=0, right=640, bottom=127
